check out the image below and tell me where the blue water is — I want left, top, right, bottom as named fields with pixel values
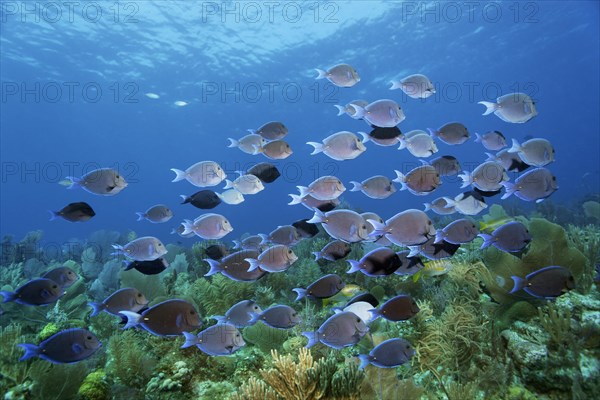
left=1, top=1, right=599, bottom=246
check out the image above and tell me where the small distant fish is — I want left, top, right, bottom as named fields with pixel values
left=478, top=92, right=537, bottom=123
left=89, top=287, right=148, bottom=317
left=443, top=191, right=488, bottom=216
left=120, top=299, right=201, bottom=336
left=424, top=197, right=456, bottom=215
left=486, top=149, right=530, bottom=173
left=288, top=193, right=340, bottom=211
left=313, top=240, right=351, bottom=262
left=296, top=176, right=346, bottom=201
left=430, top=156, right=461, bottom=177
left=174, top=100, right=188, bottom=107
left=394, top=165, right=441, bottom=195
left=260, top=140, right=293, bottom=160
left=136, top=204, right=173, bottom=223
left=41, top=267, right=79, bottom=289
left=227, top=134, right=266, bottom=155
left=429, top=122, right=470, bottom=145
left=212, top=300, right=262, bottom=328
left=308, top=209, right=369, bottom=243
left=502, top=168, right=558, bottom=202
left=351, top=99, right=405, bottom=128
left=292, top=219, right=319, bottom=239
left=182, top=213, right=233, bottom=240
left=435, top=218, right=479, bottom=244
left=205, top=250, right=267, bottom=282
left=315, top=64, right=360, bottom=87
left=365, top=126, right=403, bottom=147
left=217, top=189, right=245, bottom=205
left=246, top=245, right=298, bottom=273
left=171, top=161, right=226, bottom=188
left=303, top=311, right=368, bottom=349
left=334, top=100, right=369, bottom=118
left=358, top=338, right=415, bottom=369
left=49, top=202, right=95, bottom=222
left=248, top=121, right=288, bottom=141
left=350, top=175, right=396, bottom=199
left=181, top=190, right=222, bottom=209
left=145, top=93, right=160, bottom=99
left=63, top=168, right=127, bottom=196
left=390, top=74, right=435, bottom=99
left=479, top=221, right=531, bottom=253
left=368, top=209, right=435, bottom=246
left=347, top=247, right=404, bottom=277
left=293, top=274, right=345, bottom=301
left=398, top=130, right=438, bottom=157
left=459, top=161, right=508, bottom=192
left=19, top=328, right=101, bottom=364
left=510, top=266, right=575, bottom=299
left=224, top=174, right=264, bottom=195
left=583, top=201, right=600, bottom=220
left=124, top=257, right=169, bottom=275
left=204, top=244, right=229, bottom=260
left=260, top=225, right=301, bottom=247
left=475, top=131, right=507, bottom=151
left=307, top=131, right=367, bottom=161
left=111, top=236, right=167, bottom=261
left=1, top=278, right=64, bottom=306
left=181, top=324, right=245, bottom=356
left=247, top=162, right=281, bottom=183
left=508, top=138, right=555, bottom=167
left=249, top=305, right=301, bottom=329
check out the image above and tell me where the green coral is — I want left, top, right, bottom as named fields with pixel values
left=37, top=323, right=60, bottom=342
left=106, top=330, right=156, bottom=389
left=78, top=369, right=110, bottom=400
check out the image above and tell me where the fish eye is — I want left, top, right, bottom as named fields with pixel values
left=52, top=284, right=58, bottom=289
left=428, top=221, right=432, bottom=225
left=116, top=174, right=120, bottom=178
left=288, top=250, right=292, bottom=254
left=87, top=336, right=92, bottom=340
left=236, top=333, right=240, bottom=337
left=190, top=310, right=195, bottom=315
left=362, top=225, right=366, bottom=229
left=292, top=313, right=297, bottom=317
left=137, top=293, right=142, bottom=297
left=337, top=180, right=341, bottom=184
left=356, top=317, right=361, bottom=322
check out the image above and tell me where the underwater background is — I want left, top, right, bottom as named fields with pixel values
left=0, top=1, right=599, bottom=399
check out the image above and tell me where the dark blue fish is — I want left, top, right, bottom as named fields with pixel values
left=89, top=287, right=148, bottom=317
left=204, top=249, right=266, bottom=282
left=479, top=221, right=531, bottom=253
left=182, top=324, right=245, bottom=356
left=435, top=218, right=479, bottom=245
left=120, top=299, right=202, bottom=336
left=123, top=257, right=169, bottom=275
left=369, top=294, right=420, bottom=322
left=247, top=162, right=281, bottom=183
left=358, top=338, right=415, bottom=369
left=510, top=266, right=575, bottom=299
left=48, top=202, right=95, bottom=222
left=293, top=274, right=345, bottom=301
left=1, top=278, right=64, bottom=306
left=41, top=267, right=79, bottom=288
left=249, top=305, right=301, bottom=329
left=19, top=328, right=101, bottom=364
left=180, top=190, right=221, bottom=209
left=303, top=311, right=368, bottom=349
left=347, top=247, right=404, bottom=277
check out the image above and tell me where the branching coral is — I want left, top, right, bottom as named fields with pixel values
left=106, top=330, right=157, bottom=389
left=538, top=302, right=573, bottom=350
left=259, top=348, right=322, bottom=400
left=231, top=376, right=279, bottom=400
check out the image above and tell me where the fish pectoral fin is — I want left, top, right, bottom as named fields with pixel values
left=106, top=185, right=116, bottom=192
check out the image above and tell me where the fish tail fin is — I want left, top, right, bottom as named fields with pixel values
left=88, top=302, right=106, bottom=317
left=508, top=138, right=521, bottom=154
left=458, top=171, right=473, bottom=188
left=349, top=104, right=365, bottom=119
left=245, top=258, right=259, bottom=272
left=212, top=315, right=227, bottom=324
left=247, top=128, right=257, bottom=135
left=478, top=101, right=498, bottom=116
left=366, top=219, right=386, bottom=237
left=412, top=269, right=423, bottom=283
left=397, top=138, right=407, bottom=150
left=315, top=68, right=327, bottom=79
left=302, top=331, right=320, bottom=348
left=180, top=195, right=190, bottom=204
left=389, top=80, right=402, bottom=90
left=135, top=212, right=146, bottom=222
left=306, top=142, right=323, bottom=155
left=307, top=209, right=326, bottom=224
left=288, top=194, right=303, bottom=205
left=501, top=182, right=516, bottom=200
left=442, top=197, right=456, bottom=208
left=110, top=244, right=124, bottom=257
left=17, top=343, right=40, bottom=361
left=223, top=179, right=234, bottom=190
left=296, top=186, right=310, bottom=198
left=181, top=332, right=198, bottom=349
left=292, top=288, right=307, bottom=302
left=0, top=291, right=16, bottom=303
left=204, top=259, right=222, bottom=276
left=423, top=203, right=431, bottom=212
left=333, top=105, right=346, bottom=116
left=407, top=246, right=420, bottom=257
left=509, top=276, right=526, bottom=294
left=258, top=234, right=269, bottom=245
left=227, top=138, right=239, bottom=148
left=63, top=176, right=82, bottom=189
left=170, top=168, right=186, bottom=182
left=434, top=229, right=445, bottom=244
left=474, top=132, right=482, bottom=143
left=123, top=260, right=133, bottom=270
left=248, top=313, right=261, bottom=325
left=392, top=170, right=408, bottom=191
left=478, top=233, right=494, bottom=249
left=349, top=181, right=362, bottom=192
left=346, top=260, right=362, bottom=274
left=357, top=131, right=370, bottom=144
left=312, top=251, right=322, bottom=261
left=358, top=354, right=371, bottom=370
left=484, top=152, right=497, bottom=162
left=119, top=311, right=142, bottom=329
left=368, top=308, right=382, bottom=321
left=232, top=240, right=241, bottom=250
left=48, top=210, right=59, bottom=221
left=427, top=128, right=438, bottom=138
